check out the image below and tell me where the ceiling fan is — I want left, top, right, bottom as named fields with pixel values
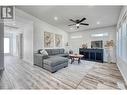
left=68, top=18, right=89, bottom=28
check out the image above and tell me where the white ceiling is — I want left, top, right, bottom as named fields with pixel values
left=17, top=6, right=122, bottom=32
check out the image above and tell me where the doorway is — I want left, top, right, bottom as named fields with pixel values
left=4, top=27, right=23, bottom=59
left=4, top=37, right=10, bottom=54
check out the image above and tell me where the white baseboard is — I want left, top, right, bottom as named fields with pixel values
left=23, top=58, right=33, bottom=65
left=116, top=58, right=127, bottom=86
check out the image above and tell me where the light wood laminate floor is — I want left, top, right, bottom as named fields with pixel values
left=0, top=56, right=126, bottom=89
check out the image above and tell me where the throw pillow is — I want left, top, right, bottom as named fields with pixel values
left=43, top=50, right=48, bottom=56
left=40, top=49, right=49, bottom=58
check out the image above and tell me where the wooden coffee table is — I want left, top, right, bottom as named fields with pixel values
left=69, top=54, right=84, bottom=64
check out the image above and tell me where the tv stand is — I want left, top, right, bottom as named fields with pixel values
left=79, top=48, right=103, bottom=63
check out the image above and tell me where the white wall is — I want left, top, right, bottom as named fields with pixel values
left=12, top=34, right=18, bottom=56
left=33, top=19, right=68, bottom=50
left=69, top=26, right=116, bottom=63
left=116, top=6, right=127, bottom=84
left=22, top=23, right=33, bottom=64
left=15, top=8, right=68, bottom=64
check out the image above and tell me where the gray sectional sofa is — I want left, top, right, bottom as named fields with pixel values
left=34, top=49, right=69, bottom=73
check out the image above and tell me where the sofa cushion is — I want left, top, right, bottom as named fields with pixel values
left=59, top=49, right=64, bottom=54
left=49, top=49, right=59, bottom=55
left=43, top=57, right=68, bottom=67
left=57, top=53, right=69, bottom=57
left=51, top=49, right=56, bottom=55
left=46, top=49, right=62, bottom=55
left=42, top=49, right=65, bottom=55
left=45, top=49, right=52, bottom=55
left=54, top=49, right=60, bottom=54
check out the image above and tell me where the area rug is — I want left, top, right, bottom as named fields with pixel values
left=51, top=60, right=96, bottom=88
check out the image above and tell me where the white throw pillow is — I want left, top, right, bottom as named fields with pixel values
left=40, top=49, right=48, bottom=56
left=40, top=50, right=43, bottom=54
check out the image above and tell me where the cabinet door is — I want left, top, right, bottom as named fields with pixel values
left=90, top=52, right=95, bottom=60
left=96, top=52, right=103, bottom=62
left=84, top=52, right=89, bottom=59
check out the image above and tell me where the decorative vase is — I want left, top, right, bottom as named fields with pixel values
left=105, top=40, right=114, bottom=63
left=107, top=49, right=111, bottom=63
left=82, top=43, right=87, bottom=48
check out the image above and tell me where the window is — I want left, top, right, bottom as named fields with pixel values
left=122, top=21, right=127, bottom=59
left=118, top=28, right=122, bottom=57
left=4, top=37, right=10, bottom=54
left=91, top=33, right=108, bottom=37
left=116, top=31, right=119, bottom=56
left=71, top=35, right=82, bottom=39
left=117, top=17, right=127, bottom=62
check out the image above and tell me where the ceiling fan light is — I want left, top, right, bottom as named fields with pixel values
left=76, top=24, right=80, bottom=27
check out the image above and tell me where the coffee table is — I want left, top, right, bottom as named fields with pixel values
left=69, top=54, right=84, bottom=64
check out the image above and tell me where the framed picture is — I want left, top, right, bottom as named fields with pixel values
left=44, top=32, right=54, bottom=48
left=55, top=34, right=62, bottom=47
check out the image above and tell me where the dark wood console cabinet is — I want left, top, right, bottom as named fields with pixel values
left=79, top=48, right=103, bottom=63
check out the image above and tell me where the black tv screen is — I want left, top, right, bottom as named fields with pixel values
left=91, top=40, right=103, bottom=48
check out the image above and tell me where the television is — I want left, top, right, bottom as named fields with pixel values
left=91, top=40, right=103, bottom=48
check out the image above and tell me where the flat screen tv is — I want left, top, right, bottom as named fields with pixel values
left=91, top=40, right=103, bottom=48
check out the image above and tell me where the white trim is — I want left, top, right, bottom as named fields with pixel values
left=23, top=58, right=33, bottom=65
left=117, top=6, right=127, bottom=28
left=116, top=57, right=127, bottom=86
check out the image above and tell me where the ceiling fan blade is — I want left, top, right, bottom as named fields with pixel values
left=80, top=23, right=89, bottom=26
left=69, top=19, right=77, bottom=23
left=79, top=18, right=86, bottom=23
left=68, top=24, right=76, bottom=26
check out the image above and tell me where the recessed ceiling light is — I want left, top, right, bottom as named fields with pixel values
left=71, top=35, right=82, bottom=39
left=54, top=16, right=58, bottom=21
left=88, top=5, right=95, bottom=7
left=97, top=21, right=100, bottom=25
left=70, top=27, right=73, bottom=30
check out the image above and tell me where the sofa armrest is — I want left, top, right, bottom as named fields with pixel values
left=34, top=53, right=44, bottom=67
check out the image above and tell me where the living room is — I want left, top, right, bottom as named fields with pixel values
left=0, top=6, right=127, bottom=89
